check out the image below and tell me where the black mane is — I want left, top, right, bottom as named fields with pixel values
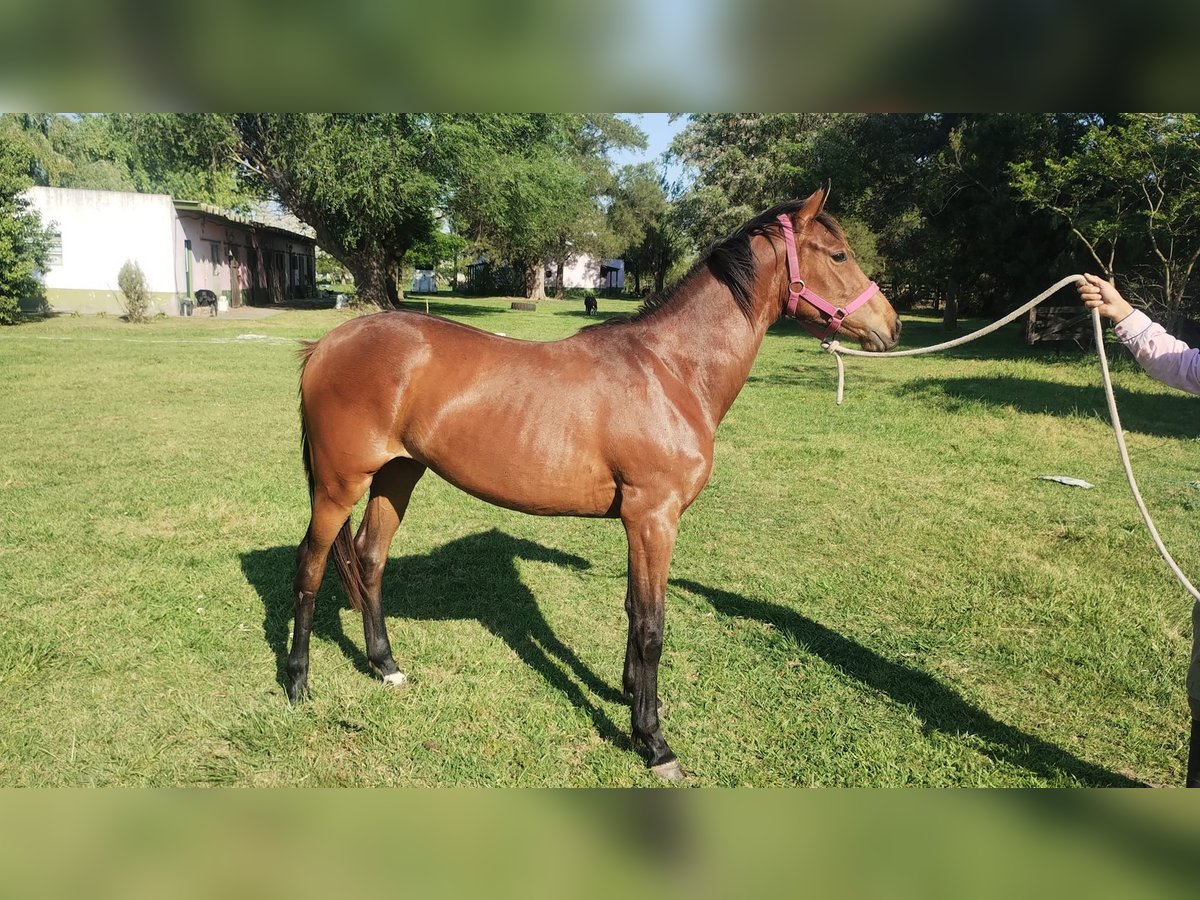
left=595, top=199, right=843, bottom=329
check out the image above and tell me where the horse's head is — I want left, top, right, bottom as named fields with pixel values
left=779, top=186, right=901, bottom=352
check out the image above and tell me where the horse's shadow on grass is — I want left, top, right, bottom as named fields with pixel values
left=673, top=579, right=1143, bottom=786
left=240, top=532, right=1140, bottom=785
left=240, top=529, right=630, bottom=750
left=898, top=375, right=1200, bottom=440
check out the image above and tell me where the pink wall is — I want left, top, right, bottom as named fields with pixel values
left=176, top=211, right=315, bottom=302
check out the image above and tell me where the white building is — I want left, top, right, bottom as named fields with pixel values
left=549, top=256, right=624, bottom=291
left=411, top=269, right=436, bottom=293
left=464, top=253, right=624, bottom=295
left=23, top=186, right=318, bottom=315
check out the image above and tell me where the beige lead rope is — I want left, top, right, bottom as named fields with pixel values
left=822, top=274, right=1200, bottom=603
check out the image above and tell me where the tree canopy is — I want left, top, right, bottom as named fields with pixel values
left=444, top=114, right=644, bottom=299
left=0, top=127, right=52, bottom=324
left=8, top=113, right=1200, bottom=323
left=669, top=113, right=1124, bottom=317
left=606, top=163, right=687, bottom=295
left=124, top=113, right=644, bottom=305
left=1013, top=113, right=1200, bottom=324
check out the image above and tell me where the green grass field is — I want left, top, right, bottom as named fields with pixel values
left=2, top=295, right=1197, bottom=786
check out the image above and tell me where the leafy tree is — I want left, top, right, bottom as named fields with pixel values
left=607, top=163, right=662, bottom=294
left=0, top=130, right=52, bottom=324
left=1012, top=113, right=1200, bottom=325
left=669, top=113, right=855, bottom=247
left=460, top=147, right=593, bottom=299
left=671, top=113, right=1087, bottom=317
left=607, top=163, right=687, bottom=295
left=669, top=112, right=899, bottom=292
left=2, top=113, right=251, bottom=204
left=874, top=113, right=1084, bottom=316
left=232, top=114, right=441, bottom=307
left=315, top=249, right=350, bottom=284
left=0, top=114, right=76, bottom=186
left=122, top=114, right=441, bottom=308
left=446, top=114, right=644, bottom=300
left=113, top=114, right=253, bottom=208
left=405, top=229, right=468, bottom=291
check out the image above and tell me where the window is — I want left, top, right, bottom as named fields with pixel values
left=47, top=230, right=62, bottom=266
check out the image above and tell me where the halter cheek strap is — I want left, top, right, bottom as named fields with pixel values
left=777, top=213, right=879, bottom=342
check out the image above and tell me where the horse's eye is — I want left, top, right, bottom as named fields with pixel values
left=832, top=251, right=848, bottom=263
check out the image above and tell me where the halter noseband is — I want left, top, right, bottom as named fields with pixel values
left=777, top=213, right=879, bottom=342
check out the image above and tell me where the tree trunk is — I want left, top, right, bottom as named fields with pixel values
left=942, top=281, right=958, bottom=330
left=555, top=260, right=565, bottom=299
left=304, top=218, right=402, bottom=310
left=526, top=261, right=546, bottom=301
left=653, top=238, right=672, bottom=295
left=348, top=253, right=401, bottom=309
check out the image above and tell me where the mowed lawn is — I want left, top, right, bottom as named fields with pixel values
left=1, top=295, right=1197, bottom=786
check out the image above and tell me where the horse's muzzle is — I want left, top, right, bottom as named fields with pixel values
left=861, top=319, right=901, bottom=352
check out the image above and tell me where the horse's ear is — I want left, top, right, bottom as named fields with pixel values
left=796, top=185, right=827, bottom=224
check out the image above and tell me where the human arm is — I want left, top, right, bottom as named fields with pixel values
left=1113, top=310, right=1200, bottom=396
left=1077, top=273, right=1200, bottom=395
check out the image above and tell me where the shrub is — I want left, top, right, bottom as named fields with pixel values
left=117, top=260, right=150, bottom=323
left=0, top=296, right=18, bottom=326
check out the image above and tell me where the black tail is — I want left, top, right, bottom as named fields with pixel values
left=330, top=520, right=368, bottom=613
left=298, top=339, right=368, bottom=612
left=298, top=341, right=317, bottom=503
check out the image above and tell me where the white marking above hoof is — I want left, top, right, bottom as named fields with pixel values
left=382, top=671, right=408, bottom=688
left=650, top=760, right=685, bottom=782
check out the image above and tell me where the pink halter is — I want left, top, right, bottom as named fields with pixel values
left=777, top=213, right=879, bottom=342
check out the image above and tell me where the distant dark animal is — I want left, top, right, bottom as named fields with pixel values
left=289, top=187, right=900, bottom=780
left=584, top=294, right=598, bottom=316
left=194, top=289, right=219, bottom=317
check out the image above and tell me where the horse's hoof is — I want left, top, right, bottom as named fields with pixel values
left=650, top=760, right=685, bottom=782
left=286, top=685, right=308, bottom=705
left=371, top=662, right=409, bottom=690
left=381, top=671, right=409, bottom=689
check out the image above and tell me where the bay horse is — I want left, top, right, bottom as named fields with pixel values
left=289, top=187, right=901, bottom=780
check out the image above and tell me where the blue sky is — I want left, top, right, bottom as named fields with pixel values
left=609, top=113, right=689, bottom=186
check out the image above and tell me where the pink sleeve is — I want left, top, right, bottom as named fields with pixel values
left=1113, top=310, right=1200, bottom=396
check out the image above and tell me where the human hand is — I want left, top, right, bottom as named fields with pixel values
left=1076, top=273, right=1134, bottom=324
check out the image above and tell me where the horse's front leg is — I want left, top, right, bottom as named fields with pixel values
left=622, top=503, right=683, bottom=781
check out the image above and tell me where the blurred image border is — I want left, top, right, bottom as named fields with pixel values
left=0, top=788, right=1196, bottom=900
left=3, top=0, right=1200, bottom=111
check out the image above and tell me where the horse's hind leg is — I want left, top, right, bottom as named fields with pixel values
left=354, top=458, right=426, bottom=688
left=288, top=492, right=359, bottom=702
